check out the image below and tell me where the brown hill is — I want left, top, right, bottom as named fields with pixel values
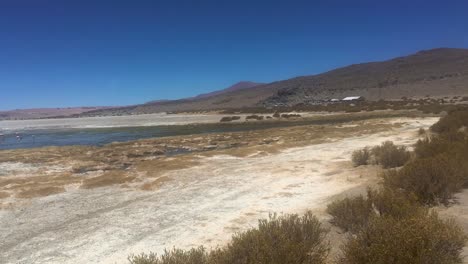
left=0, top=107, right=111, bottom=120
left=83, top=48, right=468, bottom=116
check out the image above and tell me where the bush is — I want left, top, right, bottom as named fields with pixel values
left=327, top=188, right=422, bottom=233
left=383, top=155, right=465, bottom=205
left=245, top=115, right=264, bottom=120
left=371, top=141, right=411, bottom=168
left=431, top=109, right=468, bottom=134
left=129, top=212, right=329, bottom=264
left=216, top=212, right=329, bottom=264
left=418, top=127, right=426, bottom=135
left=327, top=195, right=373, bottom=233
left=128, top=247, right=210, bottom=264
left=351, top=148, right=371, bottom=166
left=339, top=212, right=466, bottom=264
left=220, top=116, right=241, bottom=122
left=280, top=113, right=302, bottom=119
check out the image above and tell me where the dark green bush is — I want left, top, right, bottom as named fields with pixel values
left=326, top=195, right=373, bottom=233
left=339, top=212, right=466, bottom=264
left=383, top=155, right=465, bottom=205
left=351, top=147, right=371, bottom=166
left=245, top=115, right=264, bottom=120
left=216, top=212, right=329, bottom=264
left=431, top=109, right=468, bottom=134
left=129, top=212, right=329, bottom=264
left=220, top=116, right=241, bottom=122
left=371, top=141, right=411, bottom=168
left=128, top=247, right=210, bottom=264
left=327, top=188, right=422, bottom=233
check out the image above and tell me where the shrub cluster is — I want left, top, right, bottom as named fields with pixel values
left=327, top=188, right=422, bottom=233
left=328, top=188, right=466, bottom=263
left=245, top=115, right=264, bottom=121
left=219, top=116, right=241, bottom=122
left=280, top=113, right=302, bottom=119
left=351, top=141, right=410, bottom=168
left=371, top=141, right=411, bottom=168
left=129, top=212, right=329, bottom=264
left=340, top=211, right=466, bottom=264
left=350, top=147, right=370, bottom=166
left=383, top=156, right=465, bottom=205
left=383, top=109, right=468, bottom=205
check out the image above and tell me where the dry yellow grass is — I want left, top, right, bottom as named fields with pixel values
left=80, top=171, right=136, bottom=189
left=16, top=186, right=66, bottom=198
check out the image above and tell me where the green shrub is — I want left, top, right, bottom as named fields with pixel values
left=280, top=113, right=302, bottom=118
left=371, top=141, right=411, bottom=168
left=431, top=109, right=468, bottom=134
left=220, top=116, right=241, bottom=122
left=327, top=188, right=422, bottom=233
left=339, top=212, right=466, bottom=264
left=216, top=212, right=329, bottom=264
left=245, top=115, right=264, bottom=120
left=128, top=247, right=210, bottom=264
left=129, top=212, right=329, bottom=264
left=418, top=127, right=426, bottom=135
left=366, top=187, right=423, bottom=219
left=383, top=155, right=465, bottom=205
left=326, top=195, right=373, bottom=233
left=351, top=147, right=371, bottom=166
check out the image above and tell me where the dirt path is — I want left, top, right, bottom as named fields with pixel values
left=0, top=117, right=438, bottom=264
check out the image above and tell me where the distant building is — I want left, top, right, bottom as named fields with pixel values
left=342, top=96, right=364, bottom=101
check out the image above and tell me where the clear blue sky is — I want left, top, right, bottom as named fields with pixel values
left=1, top=0, right=468, bottom=110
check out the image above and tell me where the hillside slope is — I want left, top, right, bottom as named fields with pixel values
left=83, top=48, right=468, bottom=116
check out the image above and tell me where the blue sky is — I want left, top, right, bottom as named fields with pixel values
left=1, top=0, right=468, bottom=110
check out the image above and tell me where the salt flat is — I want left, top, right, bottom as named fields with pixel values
left=0, top=117, right=438, bottom=264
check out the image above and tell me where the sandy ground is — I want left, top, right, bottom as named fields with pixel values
left=0, top=116, right=438, bottom=264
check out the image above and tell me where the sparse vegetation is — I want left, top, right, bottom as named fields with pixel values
left=339, top=211, right=466, bottom=264
left=219, top=116, right=241, bottom=122
left=351, top=141, right=410, bottom=168
left=371, top=141, right=411, bottom=168
left=128, top=212, right=329, bottom=264
left=280, top=113, right=302, bottom=119
left=327, top=188, right=422, bottom=233
left=326, top=195, right=372, bottom=233
left=383, top=156, right=464, bottom=205
left=129, top=108, right=468, bottom=264
left=351, top=147, right=371, bottom=166
left=245, top=115, right=264, bottom=120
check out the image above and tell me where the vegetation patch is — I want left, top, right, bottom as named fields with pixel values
left=129, top=212, right=329, bottom=264
left=16, top=186, right=66, bottom=198
left=80, top=171, right=136, bottom=189
left=351, top=141, right=410, bottom=168
left=339, top=211, right=466, bottom=264
left=220, top=116, right=241, bottom=122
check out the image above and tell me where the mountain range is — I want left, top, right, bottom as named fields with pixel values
left=81, top=48, right=468, bottom=116
left=3, top=48, right=468, bottom=119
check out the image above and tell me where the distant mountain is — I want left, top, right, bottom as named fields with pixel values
left=0, top=107, right=111, bottom=120
left=193, top=81, right=264, bottom=99
left=80, top=48, right=468, bottom=116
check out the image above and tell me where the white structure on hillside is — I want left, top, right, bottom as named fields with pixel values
left=342, top=96, right=363, bottom=101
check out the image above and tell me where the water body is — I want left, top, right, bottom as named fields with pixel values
left=0, top=113, right=404, bottom=150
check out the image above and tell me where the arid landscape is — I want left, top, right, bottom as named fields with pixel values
left=0, top=111, right=444, bottom=263
left=3, top=2, right=468, bottom=263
